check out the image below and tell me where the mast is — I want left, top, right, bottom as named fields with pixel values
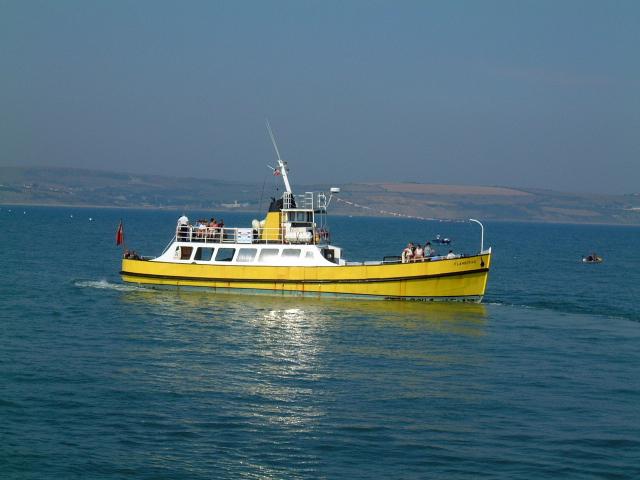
left=266, top=120, right=292, bottom=194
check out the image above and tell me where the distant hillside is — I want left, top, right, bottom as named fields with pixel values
left=1, top=166, right=639, bottom=224
left=0, top=166, right=261, bottom=210
left=341, top=182, right=640, bottom=225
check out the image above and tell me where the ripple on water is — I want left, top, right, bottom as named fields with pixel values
left=3, top=215, right=640, bottom=479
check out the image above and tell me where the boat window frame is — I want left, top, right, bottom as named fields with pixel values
left=178, top=246, right=194, bottom=261
left=236, top=248, right=258, bottom=263
left=284, top=210, right=314, bottom=225
left=282, top=248, right=301, bottom=258
left=215, top=247, right=236, bottom=262
left=258, top=248, right=280, bottom=263
left=194, top=246, right=215, bottom=261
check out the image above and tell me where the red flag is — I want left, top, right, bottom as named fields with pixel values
left=116, top=221, right=124, bottom=246
left=273, top=168, right=281, bottom=176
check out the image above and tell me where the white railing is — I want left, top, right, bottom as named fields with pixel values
left=282, top=191, right=315, bottom=210
left=176, top=225, right=326, bottom=245
left=283, top=192, right=294, bottom=209
left=316, top=192, right=327, bottom=210
left=300, top=192, right=314, bottom=210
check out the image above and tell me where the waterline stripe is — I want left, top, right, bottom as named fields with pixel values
left=120, top=267, right=489, bottom=285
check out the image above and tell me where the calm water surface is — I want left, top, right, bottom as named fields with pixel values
left=2, top=207, right=639, bottom=479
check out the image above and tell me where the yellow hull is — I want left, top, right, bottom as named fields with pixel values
left=121, top=253, right=491, bottom=301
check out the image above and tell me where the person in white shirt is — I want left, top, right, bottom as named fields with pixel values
left=446, top=250, right=456, bottom=259
left=413, top=244, right=424, bottom=261
left=177, top=215, right=190, bottom=240
left=402, top=243, right=414, bottom=263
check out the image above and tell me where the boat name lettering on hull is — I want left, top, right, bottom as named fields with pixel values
left=454, top=259, right=478, bottom=267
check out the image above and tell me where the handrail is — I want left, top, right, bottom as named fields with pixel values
left=161, top=234, right=177, bottom=255
left=469, top=218, right=484, bottom=253
left=175, top=225, right=327, bottom=245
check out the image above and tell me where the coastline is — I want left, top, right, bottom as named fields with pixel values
left=2, top=166, right=638, bottom=226
left=2, top=202, right=639, bottom=227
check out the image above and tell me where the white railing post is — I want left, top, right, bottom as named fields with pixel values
left=469, top=218, right=484, bottom=253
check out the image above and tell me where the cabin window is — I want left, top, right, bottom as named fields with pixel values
left=215, top=248, right=236, bottom=262
left=286, top=211, right=313, bottom=227
left=194, top=247, right=215, bottom=261
left=305, top=251, right=314, bottom=259
left=179, top=246, right=193, bottom=260
left=237, top=248, right=257, bottom=262
left=258, top=248, right=280, bottom=263
left=322, top=249, right=335, bottom=262
left=282, top=249, right=301, bottom=258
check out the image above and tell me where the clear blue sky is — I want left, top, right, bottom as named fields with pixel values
left=1, top=0, right=638, bottom=193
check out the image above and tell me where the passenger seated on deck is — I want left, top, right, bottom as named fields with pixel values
left=424, top=241, right=434, bottom=257
left=402, top=243, right=414, bottom=263
left=446, top=250, right=456, bottom=259
left=413, top=244, right=424, bottom=261
left=196, top=220, right=207, bottom=239
left=206, top=218, right=217, bottom=239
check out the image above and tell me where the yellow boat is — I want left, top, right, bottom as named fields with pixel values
left=121, top=132, right=492, bottom=302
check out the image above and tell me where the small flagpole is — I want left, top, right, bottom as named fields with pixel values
left=116, top=219, right=126, bottom=255
left=121, top=219, right=126, bottom=253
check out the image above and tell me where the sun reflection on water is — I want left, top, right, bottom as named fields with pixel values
left=101, top=287, right=494, bottom=475
left=118, top=288, right=487, bottom=337
left=118, top=290, right=488, bottom=406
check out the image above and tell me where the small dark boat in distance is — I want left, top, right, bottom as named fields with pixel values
left=582, top=253, right=603, bottom=264
left=433, top=234, right=451, bottom=245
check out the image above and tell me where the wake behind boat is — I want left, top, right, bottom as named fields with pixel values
left=120, top=129, right=492, bottom=302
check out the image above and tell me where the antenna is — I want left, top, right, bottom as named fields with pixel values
left=266, top=119, right=282, bottom=163
left=327, top=187, right=340, bottom=208
left=265, top=119, right=292, bottom=194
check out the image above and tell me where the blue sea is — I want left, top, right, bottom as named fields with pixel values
left=2, top=206, right=639, bottom=479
